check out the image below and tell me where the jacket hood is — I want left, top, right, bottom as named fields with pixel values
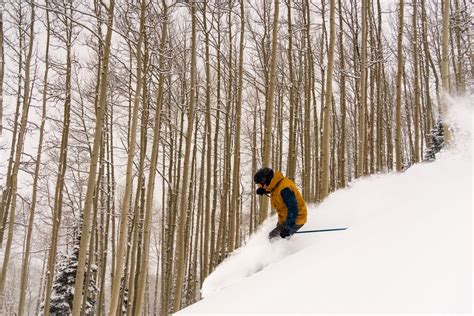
left=267, top=171, right=285, bottom=192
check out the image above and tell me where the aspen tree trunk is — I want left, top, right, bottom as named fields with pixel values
left=35, top=249, right=48, bottom=315
left=173, top=2, right=197, bottom=311
left=453, top=0, right=465, bottom=92
left=337, top=0, right=346, bottom=188
left=134, top=0, right=167, bottom=311
left=0, top=0, right=3, bottom=135
left=202, top=1, right=212, bottom=280
left=128, top=67, right=149, bottom=315
left=348, top=1, right=359, bottom=180
left=189, top=128, right=201, bottom=301
left=357, top=0, right=368, bottom=177
left=395, top=0, right=405, bottom=172
left=229, top=0, right=244, bottom=253
left=303, top=0, right=312, bottom=200
left=107, top=92, right=117, bottom=281
left=0, top=2, right=24, bottom=246
left=69, top=1, right=114, bottom=314
left=420, top=0, right=434, bottom=134
left=224, top=5, right=234, bottom=255
left=320, top=0, right=336, bottom=200
left=285, top=0, right=297, bottom=181
left=108, top=0, right=145, bottom=314
left=440, top=0, right=451, bottom=143
left=384, top=73, right=394, bottom=170
left=276, top=89, right=284, bottom=172
left=330, top=98, right=337, bottom=191
left=160, top=108, right=174, bottom=315
left=209, top=18, right=222, bottom=273
left=306, top=3, right=318, bottom=201
left=259, top=0, right=279, bottom=224
left=0, top=0, right=35, bottom=302
left=91, top=4, right=107, bottom=310
left=152, top=239, right=160, bottom=315
left=18, top=2, right=49, bottom=314
left=368, top=7, right=376, bottom=175
left=375, top=0, right=384, bottom=172
left=97, top=124, right=110, bottom=315
left=216, top=7, right=232, bottom=263
left=43, top=4, right=74, bottom=313
left=195, top=128, right=206, bottom=291
left=412, top=0, right=421, bottom=163
left=319, top=0, right=328, bottom=197
left=403, top=66, right=414, bottom=162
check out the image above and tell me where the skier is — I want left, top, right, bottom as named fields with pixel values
left=254, top=167, right=307, bottom=240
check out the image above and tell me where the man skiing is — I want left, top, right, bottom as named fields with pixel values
left=254, top=167, right=307, bottom=240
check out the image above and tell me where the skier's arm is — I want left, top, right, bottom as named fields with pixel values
left=281, top=188, right=298, bottom=231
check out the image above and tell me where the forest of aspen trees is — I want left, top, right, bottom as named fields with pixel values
left=0, top=0, right=471, bottom=314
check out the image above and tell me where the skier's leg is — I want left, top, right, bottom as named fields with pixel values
left=268, top=223, right=283, bottom=240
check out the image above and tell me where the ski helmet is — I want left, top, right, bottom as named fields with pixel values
left=253, top=167, right=274, bottom=186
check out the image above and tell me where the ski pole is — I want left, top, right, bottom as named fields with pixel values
left=295, top=227, right=348, bottom=234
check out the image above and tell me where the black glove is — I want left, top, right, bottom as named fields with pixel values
left=256, top=188, right=268, bottom=196
left=279, top=226, right=291, bottom=238
left=268, top=226, right=280, bottom=240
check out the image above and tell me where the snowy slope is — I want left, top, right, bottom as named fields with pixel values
left=176, top=96, right=472, bottom=314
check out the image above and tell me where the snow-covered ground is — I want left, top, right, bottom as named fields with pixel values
left=176, top=95, right=472, bottom=314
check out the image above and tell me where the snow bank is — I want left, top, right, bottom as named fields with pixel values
left=178, top=94, right=472, bottom=314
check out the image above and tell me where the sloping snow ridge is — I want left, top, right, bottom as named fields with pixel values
left=177, top=95, right=472, bottom=314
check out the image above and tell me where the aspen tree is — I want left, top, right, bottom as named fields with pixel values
left=108, top=0, right=144, bottom=313
left=331, top=97, right=337, bottom=191
left=90, top=5, right=107, bottom=311
left=318, top=0, right=327, bottom=202
left=229, top=0, right=244, bottom=253
left=368, top=4, right=376, bottom=174
left=35, top=250, right=48, bottom=315
left=160, top=106, right=175, bottom=315
left=71, top=0, right=115, bottom=314
left=173, top=2, right=197, bottom=311
left=412, top=0, right=421, bottom=163
left=348, top=0, right=359, bottom=178
left=337, top=0, right=346, bottom=188
left=221, top=4, right=232, bottom=257
left=201, top=1, right=212, bottom=280
left=18, top=1, right=50, bottom=314
left=420, top=0, right=434, bottom=137
left=306, top=1, right=318, bottom=201
left=303, top=0, right=312, bottom=200
left=134, top=0, right=167, bottom=311
left=249, top=87, right=258, bottom=233
left=440, top=0, right=451, bottom=143
left=0, top=0, right=3, bottom=135
left=375, top=0, right=385, bottom=172
left=453, top=0, right=465, bottom=92
left=395, top=0, right=405, bottom=172
left=0, top=0, right=24, bottom=245
left=209, top=9, right=223, bottom=272
left=320, top=0, right=336, bottom=200
left=43, top=2, right=74, bottom=312
left=0, top=0, right=35, bottom=302
left=195, top=124, right=206, bottom=294
left=127, top=60, right=149, bottom=315
left=357, top=0, right=368, bottom=177
left=285, top=0, right=297, bottom=181
left=259, top=0, right=279, bottom=224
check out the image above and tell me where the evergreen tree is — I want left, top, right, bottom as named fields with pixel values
left=424, top=120, right=445, bottom=161
left=42, top=230, right=98, bottom=315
